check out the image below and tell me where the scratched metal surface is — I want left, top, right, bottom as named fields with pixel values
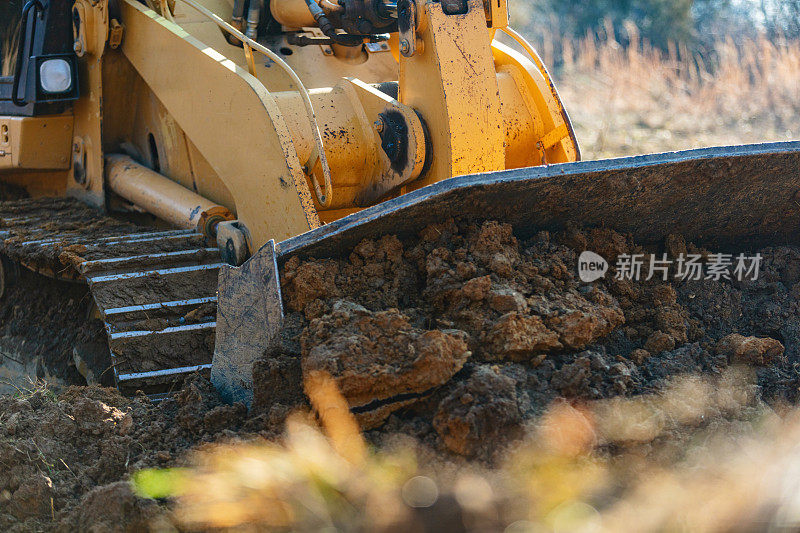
left=276, top=141, right=800, bottom=260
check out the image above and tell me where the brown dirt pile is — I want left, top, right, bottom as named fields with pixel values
left=0, top=378, right=265, bottom=532
left=275, top=219, right=800, bottom=458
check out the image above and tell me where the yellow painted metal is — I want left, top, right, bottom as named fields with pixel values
left=541, top=124, right=570, bottom=150
left=109, top=19, right=125, bottom=49
left=492, top=40, right=579, bottom=164
left=72, top=0, right=111, bottom=58
left=100, top=48, right=237, bottom=212
left=68, top=0, right=111, bottom=208
left=486, top=0, right=509, bottom=29
left=118, top=0, right=319, bottom=248
left=176, top=0, right=335, bottom=207
left=270, top=0, right=316, bottom=29
left=273, top=78, right=426, bottom=209
left=170, top=0, right=397, bottom=90
left=495, top=30, right=580, bottom=162
left=399, top=0, right=505, bottom=190
left=0, top=115, right=74, bottom=170
left=243, top=43, right=257, bottom=75
left=0, top=171, right=68, bottom=197
left=274, top=85, right=377, bottom=210
left=496, top=71, right=541, bottom=169
left=106, top=154, right=233, bottom=236
left=346, top=79, right=427, bottom=200
left=159, top=0, right=177, bottom=21
left=108, top=0, right=578, bottom=234
left=1, top=0, right=581, bottom=254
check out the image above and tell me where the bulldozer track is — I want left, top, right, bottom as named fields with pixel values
left=0, top=197, right=221, bottom=397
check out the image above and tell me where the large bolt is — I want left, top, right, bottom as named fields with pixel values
left=376, top=112, right=406, bottom=164
left=374, top=116, right=385, bottom=133
left=400, top=39, right=410, bottom=55
left=358, top=20, right=372, bottom=34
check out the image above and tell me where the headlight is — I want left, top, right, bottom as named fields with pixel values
left=39, top=59, right=73, bottom=94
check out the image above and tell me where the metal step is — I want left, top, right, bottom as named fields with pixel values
left=22, top=228, right=191, bottom=246
left=83, top=243, right=221, bottom=397
left=104, top=296, right=217, bottom=317
left=116, top=364, right=213, bottom=397
left=109, top=321, right=216, bottom=376
left=78, top=248, right=220, bottom=275
left=87, top=251, right=221, bottom=396
left=87, top=262, right=222, bottom=309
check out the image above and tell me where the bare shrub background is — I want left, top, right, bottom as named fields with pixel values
left=507, top=10, right=800, bottom=160
left=0, top=2, right=21, bottom=77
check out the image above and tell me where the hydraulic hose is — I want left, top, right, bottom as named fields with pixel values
left=176, top=0, right=334, bottom=206
left=245, top=0, right=262, bottom=39
left=231, top=0, right=246, bottom=31
left=303, top=0, right=364, bottom=46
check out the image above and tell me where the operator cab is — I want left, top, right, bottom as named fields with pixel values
left=0, top=0, right=79, bottom=117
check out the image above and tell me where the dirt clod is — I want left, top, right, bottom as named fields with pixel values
left=301, top=302, right=470, bottom=429
left=7, top=216, right=800, bottom=529
left=485, top=312, right=561, bottom=361
left=261, top=219, right=800, bottom=458
left=433, top=365, right=523, bottom=457
left=715, top=334, right=785, bottom=365
left=645, top=330, right=676, bottom=353
left=9, top=474, right=53, bottom=520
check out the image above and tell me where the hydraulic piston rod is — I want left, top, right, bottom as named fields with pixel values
left=105, top=154, right=233, bottom=237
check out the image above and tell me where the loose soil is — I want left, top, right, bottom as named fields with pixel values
left=277, top=219, right=800, bottom=456
left=0, top=378, right=256, bottom=532
left=2, top=218, right=800, bottom=530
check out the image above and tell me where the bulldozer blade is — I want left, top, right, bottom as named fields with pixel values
left=279, top=141, right=800, bottom=257
left=212, top=240, right=283, bottom=406
left=212, top=141, right=800, bottom=404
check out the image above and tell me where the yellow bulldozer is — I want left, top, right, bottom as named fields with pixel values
left=0, top=0, right=797, bottom=403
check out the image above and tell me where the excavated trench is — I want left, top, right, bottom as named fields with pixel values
left=0, top=267, right=107, bottom=394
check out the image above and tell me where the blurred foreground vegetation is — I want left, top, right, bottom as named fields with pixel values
left=135, top=369, right=800, bottom=531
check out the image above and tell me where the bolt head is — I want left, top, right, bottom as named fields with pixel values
left=400, top=39, right=410, bottom=54
left=374, top=117, right=385, bottom=133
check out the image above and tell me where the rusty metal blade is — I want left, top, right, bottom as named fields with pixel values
left=278, top=141, right=800, bottom=260
left=212, top=239, right=284, bottom=406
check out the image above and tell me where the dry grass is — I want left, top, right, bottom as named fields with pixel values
left=1, top=22, right=20, bottom=78
left=531, top=27, right=800, bottom=159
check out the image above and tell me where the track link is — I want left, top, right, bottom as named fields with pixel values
left=0, top=197, right=221, bottom=396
